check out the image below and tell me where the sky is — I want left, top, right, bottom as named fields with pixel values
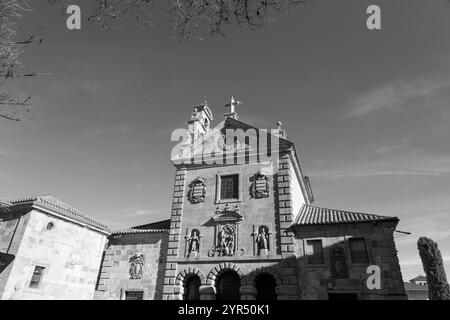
left=1, top=0, right=450, bottom=281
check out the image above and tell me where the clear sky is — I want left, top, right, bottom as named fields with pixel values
left=1, top=0, right=450, bottom=281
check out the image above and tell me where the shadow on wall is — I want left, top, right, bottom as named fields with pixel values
left=176, top=237, right=406, bottom=301
left=0, top=253, right=15, bottom=274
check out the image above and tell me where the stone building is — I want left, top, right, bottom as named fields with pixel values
left=0, top=195, right=109, bottom=300
left=404, top=275, right=429, bottom=300
left=94, top=220, right=169, bottom=300
left=95, top=100, right=407, bottom=300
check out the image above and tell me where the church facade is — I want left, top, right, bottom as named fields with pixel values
left=95, top=102, right=407, bottom=300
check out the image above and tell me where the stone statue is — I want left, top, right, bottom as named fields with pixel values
left=256, top=226, right=269, bottom=255
left=188, top=229, right=200, bottom=256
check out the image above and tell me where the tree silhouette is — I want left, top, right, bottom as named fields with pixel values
left=417, top=237, right=450, bottom=300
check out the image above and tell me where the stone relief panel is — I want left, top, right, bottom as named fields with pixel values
left=207, top=204, right=243, bottom=257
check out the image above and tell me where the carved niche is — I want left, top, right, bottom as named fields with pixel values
left=207, top=204, right=242, bottom=257
left=330, top=247, right=348, bottom=279
left=129, top=253, right=144, bottom=279
left=187, top=177, right=206, bottom=204
left=249, top=172, right=270, bottom=199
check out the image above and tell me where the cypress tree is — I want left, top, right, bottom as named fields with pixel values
left=417, top=237, right=450, bottom=300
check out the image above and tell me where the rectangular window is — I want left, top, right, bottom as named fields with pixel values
left=349, top=238, right=369, bottom=264
left=220, top=174, right=239, bottom=200
left=125, top=291, right=144, bottom=300
left=306, top=240, right=325, bottom=265
left=29, top=266, right=45, bottom=288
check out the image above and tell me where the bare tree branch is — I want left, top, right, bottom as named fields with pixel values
left=48, top=0, right=311, bottom=41
left=0, top=0, right=45, bottom=121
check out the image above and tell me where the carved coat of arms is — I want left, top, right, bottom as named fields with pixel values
left=129, top=254, right=144, bottom=279
left=187, top=177, right=206, bottom=204
left=250, top=172, right=270, bottom=199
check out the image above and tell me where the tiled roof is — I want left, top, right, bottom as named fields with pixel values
left=133, top=219, right=171, bottom=230
left=6, top=195, right=109, bottom=231
left=111, top=228, right=169, bottom=235
left=404, top=282, right=428, bottom=291
left=410, top=275, right=427, bottom=282
left=294, top=204, right=398, bottom=226
left=111, top=219, right=171, bottom=235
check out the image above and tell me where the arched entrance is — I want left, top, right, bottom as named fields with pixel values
left=184, top=275, right=201, bottom=300
left=255, top=273, right=277, bottom=300
left=216, top=270, right=241, bottom=300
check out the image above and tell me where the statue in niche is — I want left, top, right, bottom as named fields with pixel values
left=187, top=177, right=206, bottom=204
left=129, top=254, right=144, bottom=279
left=250, top=172, right=270, bottom=199
left=330, top=247, right=348, bottom=279
left=187, top=229, right=200, bottom=256
left=256, top=225, right=270, bottom=255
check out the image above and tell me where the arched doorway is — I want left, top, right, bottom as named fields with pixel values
left=216, top=270, right=241, bottom=300
left=184, top=275, right=201, bottom=300
left=255, top=273, right=277, bottom=300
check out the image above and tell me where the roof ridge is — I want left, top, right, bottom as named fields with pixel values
left=302, top=204, right=395, bottom=219
left=7, top=195, right=108, bottom=231
left=111, top=228, right=169, bottom=235
left=295, top=204, right=398, bottom=226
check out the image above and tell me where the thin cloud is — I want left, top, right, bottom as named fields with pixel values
left=343, top=78, right=450, bottom=118
left=84, top=124, right=132, bottom=135
left=309, top=149, right=450, bottom=179
left=401, top=256, right=450, bottom=267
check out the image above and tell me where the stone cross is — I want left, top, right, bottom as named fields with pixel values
left=224, top=96, right=242, bottom=116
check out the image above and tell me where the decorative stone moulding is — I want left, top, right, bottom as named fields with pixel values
left=188, top=177, right=206, bottom=204
left=207, top=204, right=243, bottom=257
left=249, top=172, right=270, bottom=199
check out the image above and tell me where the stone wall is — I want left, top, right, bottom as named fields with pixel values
left=95, top=231, right=168, bottom=300
left=163, top=152, right=306, bottom=300
left=1, top=209, right=107, bottom=300
left=293, top=222, right=406, bottom=300
left=0, top=210, right=30, bottom=298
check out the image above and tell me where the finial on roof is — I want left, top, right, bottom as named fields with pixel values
left=224, top=96, right=242, bottom=120
left=277, top=121, right=287, bottom=139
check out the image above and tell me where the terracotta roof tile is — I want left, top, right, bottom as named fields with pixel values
left=294, top=204, right=398, bottom=226
left=132, top=219, right=171, bottom=230
left=111, top=219, right=171, bottom=235
left=6, top=195, right=109, bottom=231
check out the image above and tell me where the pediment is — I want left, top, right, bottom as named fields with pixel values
left=172, top=117, right=293, bottom=164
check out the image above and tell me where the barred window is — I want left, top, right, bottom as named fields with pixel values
left=306, top=240, right=325, bottom=265
left=349, top=238, right=369, bottom=264
left=29, top=266, right=45, bottom=288
left=220, top=175, right=239, bottom=200
left=125, top=291, right=144, bottom=300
